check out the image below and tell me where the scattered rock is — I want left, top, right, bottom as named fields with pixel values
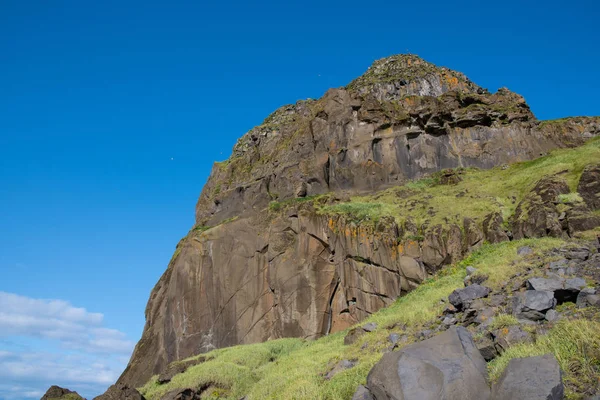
left=325, top=359, right=357, bottom=380
left=344, top=327, right=366, bottom=345
left=366, top=326, right=490, bottom=400
left=517, top=246, right=533, bottom=256
left=362, top=322, right=377, bottom=332
left=448, top=284, right=491, bottom=310
left=576, top=288, right=600, bottom=308
left=491, top=354, right=564, bottom=400
left=466, top=266, right=477, bottom=276
left=475, top=333, right=499, bottom=361
left=513, top=290, right=556, bottom=321
left=526, top=278, right=564, bottom=292
left=493, top=326, right=533, bottom=352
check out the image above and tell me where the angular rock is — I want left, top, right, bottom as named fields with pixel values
left=361, top=322, right=377, bottom=332
left=491, top=354, right=564, bottom=400
left=513, top=290, right=556, bottom=321
left=448, top=284, right=491, bottom=310
left=493, top=325, right=533, bottom=352
left=366, top=326, right=490, bottom=400
left=526, top=278, right=564, bottom=292
left=352, top=385, right=374, bottom=400
left=41, top=386, right=84, bottom=400
left=475, top=333, right=498, bottom=361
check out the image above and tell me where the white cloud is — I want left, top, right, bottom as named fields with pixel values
left=0, top=292, right=136, bottom=400
left=0, top=291, right=134, bottom=354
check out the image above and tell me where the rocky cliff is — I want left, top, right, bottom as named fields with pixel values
left=116, top=54, right=600, bottom=388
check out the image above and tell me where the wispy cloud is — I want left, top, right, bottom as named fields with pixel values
left=0, top=292, right=135, bottom=400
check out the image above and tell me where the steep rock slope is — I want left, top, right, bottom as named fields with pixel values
left=118, top=54, right=600, bottom=388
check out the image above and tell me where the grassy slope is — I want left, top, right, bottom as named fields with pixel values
left=140, top=238, right=600, bottom=400
left=139, top=139, right=600, bottom=400
left=320, top=136, right=600, bottom=231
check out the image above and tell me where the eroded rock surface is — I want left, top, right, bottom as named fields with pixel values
left=116, top=54, right=600, bottom=388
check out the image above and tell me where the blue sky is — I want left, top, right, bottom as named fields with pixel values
left=0, top=0, right=598, bottom=398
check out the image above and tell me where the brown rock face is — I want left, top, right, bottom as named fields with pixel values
left=116, top=54, right=600, bottom=388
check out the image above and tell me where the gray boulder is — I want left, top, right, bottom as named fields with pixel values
left=448, top=284, right=491, bottom=310
left=513, top=290, right=556, bottom=321
left=366, top=326, right=490, bottom=400
left=526, top=278, right=564, bottom=292
left=492, top=354, right=563, bottom=400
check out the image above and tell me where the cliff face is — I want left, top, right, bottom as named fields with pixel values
left=118, top=55, right=600, bottom=387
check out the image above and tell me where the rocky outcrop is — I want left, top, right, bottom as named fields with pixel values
left=116, top=54, right=600, bottom=388
left=41, top=386, right=84, bottom=400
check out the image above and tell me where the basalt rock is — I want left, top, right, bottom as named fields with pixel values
left=115, top=54, right=600, bottom=388
left=93, top=384, right=145, bottom=400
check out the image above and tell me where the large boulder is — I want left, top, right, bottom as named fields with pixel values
left=492, top=354, right=564, bottom=400
left=513, top=290, right=556, bottom=321
left=365, top=326, right=490, bottom=400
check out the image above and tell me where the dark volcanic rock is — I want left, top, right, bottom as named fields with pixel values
left=513, top=290, right=556, bottom=321
left=41, top=386, right=84, bottom=400
left=116, top=54, right=600, bottom=387
left=492, top=354, right=564, bottom=400
left=448, top=284, right=491, bottom=310
left=366, top=326, right=490, bottom=400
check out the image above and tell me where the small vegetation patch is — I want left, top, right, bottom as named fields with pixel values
left=319, top=137, right=600, bottom=233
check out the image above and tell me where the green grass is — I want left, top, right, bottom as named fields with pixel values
left=489, top=319, right=600, bottom=399
left=319, top=137, right=600, bottom=232
left=139, top=238, right=567, bottom=400
left=488, top=313, right=520, bottom=330
left=558, top=192, right=584, bottom=204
